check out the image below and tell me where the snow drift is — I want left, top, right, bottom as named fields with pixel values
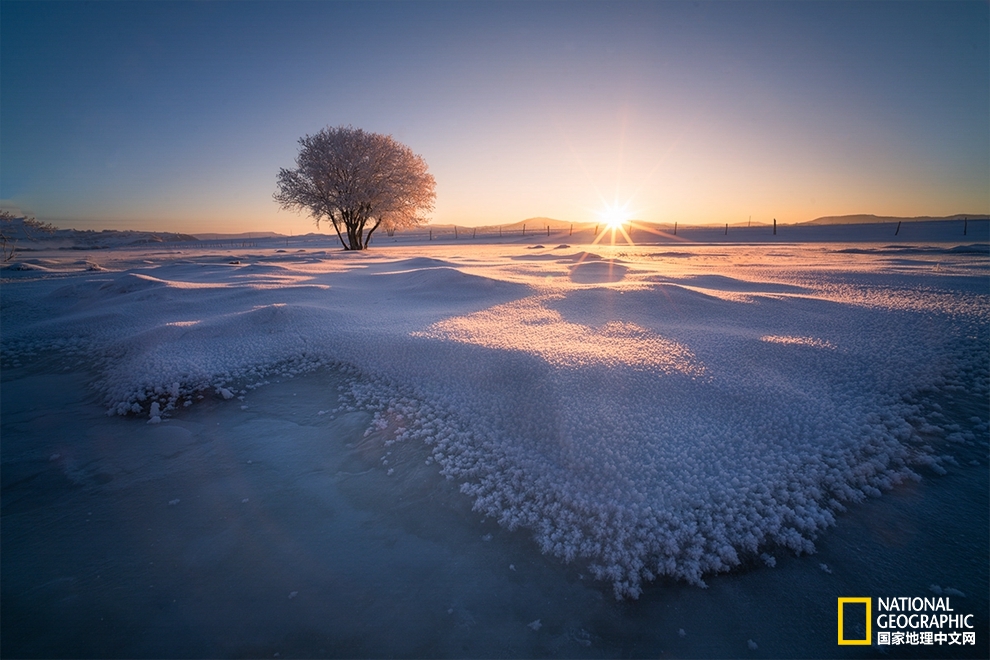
left=2, top=242, right=987, bottom=598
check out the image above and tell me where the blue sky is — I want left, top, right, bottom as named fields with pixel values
left=2, top=1, right=987, bottom=233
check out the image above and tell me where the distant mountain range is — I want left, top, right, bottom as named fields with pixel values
left=801, top=213, right=987, bottom=225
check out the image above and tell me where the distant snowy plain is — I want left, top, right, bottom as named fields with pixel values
left=2, top=226, right=988, bottom=657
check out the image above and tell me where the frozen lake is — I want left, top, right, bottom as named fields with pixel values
left=2, top=236, right=988, bottom=658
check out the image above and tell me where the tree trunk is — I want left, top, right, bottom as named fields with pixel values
left=347, top=225, right=361, bottom=250
left=364, top=219, right=382, bottom=249
left=341, top=209, right=362, bottom=250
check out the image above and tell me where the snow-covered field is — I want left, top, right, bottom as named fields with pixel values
left=2, top=228, right=988, bottom=657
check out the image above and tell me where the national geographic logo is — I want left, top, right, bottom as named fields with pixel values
left=837, top=598, right=871, bottom=645
left=838, top=596, right=977, bottom=647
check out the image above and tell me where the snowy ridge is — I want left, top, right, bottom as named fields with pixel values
left=0, top=216, right=198, bottom=250
left=2, top=244, right=987, bottom=598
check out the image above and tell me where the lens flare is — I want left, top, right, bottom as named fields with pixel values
left=598, top=202, right=632, bottom=229
left=591, top=201, right=638, bottom=247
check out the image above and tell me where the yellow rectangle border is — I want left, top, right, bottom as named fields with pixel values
left=837, top=597, right=872, bottom=645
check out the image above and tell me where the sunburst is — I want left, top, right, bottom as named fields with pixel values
left=593, top=201, right=636, bottom=246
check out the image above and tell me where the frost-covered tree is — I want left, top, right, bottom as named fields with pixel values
left=0, top=210, right=14, bottom=262
left=0, top=210, right=55, bottom=261
left=274, top=126, right=436, bottom=250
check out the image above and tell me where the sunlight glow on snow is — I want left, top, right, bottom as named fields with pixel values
left=416, top=294, right=705, bottom=374
left=760, top=335, right=836, bottom=350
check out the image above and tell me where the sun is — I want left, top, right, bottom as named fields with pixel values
left=590, top=199, right=639, bottom=247
left=598, top=202, right=632, bottom=230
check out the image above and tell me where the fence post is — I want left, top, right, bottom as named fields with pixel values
left=895, top=221, right=901, bottom=236
left=674, top=222, right=677, bottom=235
left=523, top=224, right=526, bottom=236
left=569, top=224, right=573, bottom=236
left=430, top=229, right=432, bottom=241
left=773, top=218, right=776, bottom=235
left=547, top=225, right=550, bottom=236
left=454, top=226, right=458, bottom=239
left=725, top=223, right=728, bottom=235
left=964, top=217, right=968, bottom=236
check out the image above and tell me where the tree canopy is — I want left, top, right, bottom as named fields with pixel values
left=274, top=126, right=436, bottom=250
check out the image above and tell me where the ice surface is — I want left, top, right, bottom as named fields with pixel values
left=2, top=240, right=988, bottom=600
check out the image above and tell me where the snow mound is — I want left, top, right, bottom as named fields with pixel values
left=3, top=261, right=51, bottom=272
left=510, top=252, right=567, bottom=261
left=569, top=260, right=628, bottom=283
left=369, top=266, right=525, bottom=300
left=665, top=274, right=807, bottom=294
left=97, top=272, right=172, bottom=295
left=374, top=256, right=458, bottom=271
left=558, top=251, right=604, bottom=262
left=512, top=250, right=603, bottom=263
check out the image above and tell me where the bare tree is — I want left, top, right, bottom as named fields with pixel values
left=0, top=210, right=14, bottom=262
left=274, top=126, right=436, bottom=250
left=0, top=210, right=55, bottom=262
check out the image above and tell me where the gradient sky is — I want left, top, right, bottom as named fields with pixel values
left=2, top=1, right=988, bottom=234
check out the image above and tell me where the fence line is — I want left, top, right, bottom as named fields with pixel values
left=190, top=218, right=986, bottom=250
